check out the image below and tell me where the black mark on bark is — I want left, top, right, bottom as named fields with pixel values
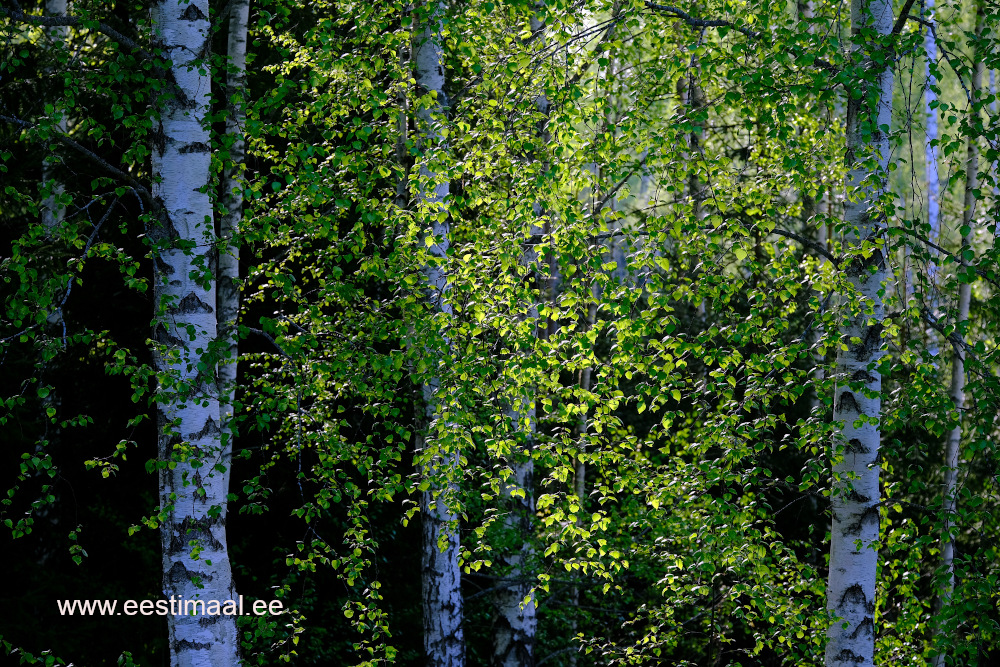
left=836, top=391, right=864, bottom=416
left=833, top=649, right=865, bottom=664
left=156, top=323, right=184, bottom=347
left=846, top=438, right=870, bottom=454
left=154, top=255, right=175, bottom=275
left=849, top=616, right=874, bottom=640
left=170, top=515, right=224, bottom=552
left=179, top=4, right=207, bottom=21
left=851, top=323, right=883, bottom=362
left=188, top=417, right=220, bottom=441
left=152, top=123, right=167, bottom=156
left=174, top=292, right=214, bottom=314
left=851, top=369, right=876, bottom=384
left=179, top=142, right=210, bottom=154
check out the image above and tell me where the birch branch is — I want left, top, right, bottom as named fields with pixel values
left=0, top=3, right=150, bottom=58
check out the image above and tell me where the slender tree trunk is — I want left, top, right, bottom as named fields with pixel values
left=567, top=294, right=596, bottom=667
left=803, top=0, right=828, bottom=415
left=924, top=0, right=942, bottom=359
left=490, top=12, right=547, bottom=667
left=414, top=3, right=464, bottom=665
left=931, top=6, right=980, bottom=664
left=151, top=1, right=239, bottom=665
left=218, top=0, right=249, bottom=560
left=679, top=52, right=708, bottom=343
left=40, top=0, right=68, bottom=432
left=42, top=0, right=67, bottom=241
left=924, top=0, right=940, bottom=253
left=824, top=0, right=892, bottom=662
left=491, top=400, right=536, bottom=667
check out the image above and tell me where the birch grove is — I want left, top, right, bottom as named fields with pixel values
left=3, top=0, right=1000, bottom=665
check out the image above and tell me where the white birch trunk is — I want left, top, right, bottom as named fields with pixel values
left=992, top=69, right=998, bottom=207
left=924, top=0, right=940, bottom=252
left=151, top=1, right=239, bottom=665
left=218, top=0, right=249, bottom=536
left=42, top=0, right=68, bottom=338
left=931, top=9, right=980, bottom=663
left=924, top=0, right=942, bottom=359
left=489, top=14, right=546, bottom=667
left=42, top=0, right=67, bottom=239
left=493, top=401, right=537, bottom=667
left=414, top=4, right=464, bottom=665
left=824, top=0, right=892, bottom=663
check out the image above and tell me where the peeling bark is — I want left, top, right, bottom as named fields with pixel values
left=151, top=1, right=239, bottom=665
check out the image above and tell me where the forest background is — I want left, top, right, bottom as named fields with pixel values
left=1, top=0, right=1000, bottom=665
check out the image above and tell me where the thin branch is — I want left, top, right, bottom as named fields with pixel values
left=592, top=155, right=649, bottom=217
left=895, top=226, right=1000, bottom=290
left=244, top=327, right=293, bottom=359
left=906, top=14, right=932, bottom=29
left=921, top=308, right=970, bottom=361
left=0, top=113, right=154, bottom=208
left=0, top=198, right=118, bottom=345
left=643, top=2, right=838, bottom=71
left=537, top=647, right=579, bottom=666
left=0, top=5, right=151, bottom=59
left=643, top=2, right=760, bottom=39
left=891, top=0, right=920, bottom=36
left=769, top=227, right=841, bottom=266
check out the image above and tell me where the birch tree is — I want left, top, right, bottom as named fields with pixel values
left=825, top=0, right=896, bottom=662
left=150, top=0, right=239, bottom=664
left=217, top=0, right=249, bottom=561
left=413, top=2, right=463, bottom=664
left=489, top=11, right=548, bottom=666
left=41, top=0, right=67, bottom=242
left=931, top=4, right=981, bottom=663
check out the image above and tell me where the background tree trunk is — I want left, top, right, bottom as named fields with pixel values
left=924, top=0, right=942, bottom=359
left=489, top=11, right=548, bottom=667
left=217, top=0, right=249, bottom=555
left=931, top=5, right=980, bottom=663
left=414, top=3, right=464, bottom=665
left=41, top=0, right=67, bottom=242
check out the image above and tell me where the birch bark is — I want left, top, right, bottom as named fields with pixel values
left=489, top=12, right=547, bottom=667
left=824, top=0, right=892, bottom=662
left=414, top=3, right=464, bottom=665
left=151, top=1, right=239, bottom=665
left=39, top=0, right=68, bottom=438
left=924, top=0, right=942, bottom=359
left=42, top=0, right=67, bottom=241
left=218, top=0, right=249, bottom=539
left=491, top=401, right=536, bottom=667
left=931, top=6, right=980, bottom=663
